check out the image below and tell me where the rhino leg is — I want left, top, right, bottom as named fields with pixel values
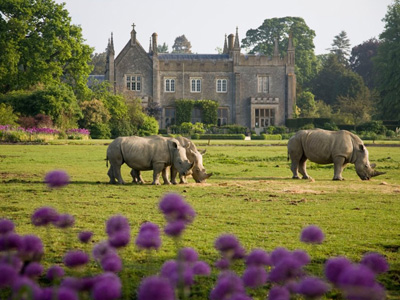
left=107, top=166, right=117, bottom=184
left=130, top=169, right=145, bottom=184
left=290, top=160, right=300, bottom=179
left=162, top=167, right=171, bottom=185
left=179, top=174, right=188, bottom=184
left=332, top=157, right=346, bottom=180
left=298, top=156, right=311, bottom=179
left=152, top=163, right=165, bottom=185
left=170, top=167, right=178, bottom=185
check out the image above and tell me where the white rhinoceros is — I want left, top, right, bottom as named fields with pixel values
left=287, top=129, right=385, bottom=180
left=130, top=136, right=213, bottom=184
left=106, top=135, right=193, bottom=185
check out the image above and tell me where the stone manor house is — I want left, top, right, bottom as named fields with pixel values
left=105, top=24, right=296, bottom=132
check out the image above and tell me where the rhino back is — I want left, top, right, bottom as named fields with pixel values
left=120, top=136, right=171, bottom=170
left=301, top=129, right=354, bottom=164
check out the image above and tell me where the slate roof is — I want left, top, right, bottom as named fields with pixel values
left=158, top=54, right=230, bottom=61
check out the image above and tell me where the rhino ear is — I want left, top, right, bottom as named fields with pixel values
left=199, top=149, right=207, bottom=155
left=359, top=144, right=365, bottom=152
left=171, top=141, right=178, bottom=149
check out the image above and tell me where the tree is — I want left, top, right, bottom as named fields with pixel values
left=374, top=0, right=400, bottom=120
left=157, top=43, right=169, bottom=53
left=0, top=103, right=19, bottom=125
left=172, top=35, right=192, bottom=53
left=0, top=0, right=93, bottom=98
left=241, top=17, right=318, bottom=89
left=312, top=54, right=368, bottom=107
left=335, top=93, right=375, bottom=129
left=329, top=30, right=351, bottom=66
left=297, top=91, right=317, bottom=117
left=89, top=52, right=107, bottom=75
left=350, top=38, right=380, bottom=90
left=78, top=99, right=111, bottom=139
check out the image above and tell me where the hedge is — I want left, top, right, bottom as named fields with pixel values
left=191, top=134, right=246, bottom=140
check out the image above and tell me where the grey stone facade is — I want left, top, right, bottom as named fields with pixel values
left=105, top=24, right=296, bottom=131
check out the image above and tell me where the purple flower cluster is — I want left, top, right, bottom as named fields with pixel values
left=0, top=193, right=391, bottom=300
left=31, top=206, right=74, bottom=229
left=159, top=193, right=195, bottom=237
left=44, top=170, right=70, bottom=188
left=66, top=128, right=90, bottom=135
left=135, top=222, right=161, bottom=250
left=25, top=127, right=60, bottom=135
left=105, top=215, right=130, bottom=248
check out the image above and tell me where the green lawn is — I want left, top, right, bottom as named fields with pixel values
left=1, top=140, right=399, bottom=299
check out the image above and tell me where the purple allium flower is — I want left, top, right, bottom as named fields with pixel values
left=78, top=231, right=93, bottom=243
left=57, top=287, right=79, bottom=300
left=228, top=294, right=253, bottom=300
left=138, top=276, right=175, bottom=300
left=242, top=266, right=267, bottom=288
left=0, top=263, right=18, bottom=287
left=296, top=277, right=330, bottom=298
left=0, top=232, right=22, bottom=251
left=160, top=260, right=194, bottom=287
left=300, top=225, right=324, bottom=244
left=12, top=276, right=41, bottom=299
left=31, top=207, right=59, bottom=226
left=178, top=247, right=198, bottom=263
left=53, top=214, right=75, bottom=228
left=164, top=220, right=186, bottom=237
left=0, top=218, right=15, bottom=235
left=24, top=262, right=44, bottom=278
left=39, top=287, right=54, bottom=300
left=268, top=286, right=291, bottom=300
left=360, top=252, right=389, bottom=274
left=210, top=272, right=245, bottom=300
left=92, top=272, right=122, bottom=300
left=193, top=261, right=211, bottom=275
left=101, top=253, right=122, bottom=273
left=80, top=277, right=96, bottom=291
left=92, top=241, right=116, bottom=261
left=61, top=277, right=83, bottom=291
left=268, top=257, right=303, bottom=283
left=215, top=234, right=240, bottom=253
left=18, top=234, right=44, bottom=261
left=135, top=222, right=161, bottom=250
left=44, top=170, right=70, bottom=188
left=0, top=254, right=22, bottom=272
left=270, top=247, right=292, bottom=266
left=324, top=257, right=352, bottom=284
left=47, top=265, right=65, bottom=281
left=63, top=250, right=89, bottom=268
left=108, top=230, right=130, bottom=248
left=106, top=215, right=130, bottom=237
left=246, top=249, right=271, bottom=266
left=337, top=264, right=385, bottom=300
left=215, top=258, right=230, bottom=270
left=159, top=193, right=195, bottom=224
left=233, top=245, right=246, bottom=259
left=292, top=249, right=311, bottom=266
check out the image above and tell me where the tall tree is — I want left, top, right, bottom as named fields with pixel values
left=312, top=54, right=368, bottom=107
left=374, top=0, right=400, bottom=120
left=89, top=52, right=107, bottom=75
left=157, top=43, right=169, bottom=53
left=0, top=0, right=93, bottom=97
left=172, top=35, right=192, bottom=54
left=329, top=30, right=351, bottom=66
left=241, top=17, right=318, bottom=89
left=350, top=38, right=380, bottom=90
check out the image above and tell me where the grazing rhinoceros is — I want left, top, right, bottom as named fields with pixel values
left=171, top=136, right=212, bottom=183
left=106, top=135, right=193, bottom=185
left=130, top=136, right=213, bottom=184
left=287, top=129, right=385, bottom=180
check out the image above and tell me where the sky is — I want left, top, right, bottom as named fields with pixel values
left=54, top=0, right=393, bottom=56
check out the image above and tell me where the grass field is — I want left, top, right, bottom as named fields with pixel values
left=1, top=140, right=399, bottom=299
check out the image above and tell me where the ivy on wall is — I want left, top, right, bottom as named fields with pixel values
left=175, top=99, right=218, bottom=126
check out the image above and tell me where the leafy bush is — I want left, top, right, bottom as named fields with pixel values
left=197, top=134, right=246, bottom=140
left=138, top=115, right=159, bottom=136
left=0, top=103, right=19, bottom=126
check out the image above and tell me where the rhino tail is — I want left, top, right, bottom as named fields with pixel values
left=105, top=156, right=109, bottom=168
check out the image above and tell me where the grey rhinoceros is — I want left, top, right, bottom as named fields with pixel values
left=130, top=136, right=213, bottom=184
left=287, top=129, right=385, bottom=180
left=106, top=135, right=193, bottom=185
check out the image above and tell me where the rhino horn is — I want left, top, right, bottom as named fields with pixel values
left=206, top=172, right=213, bottom=179
left=371, top=170, right=386, bottom=177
